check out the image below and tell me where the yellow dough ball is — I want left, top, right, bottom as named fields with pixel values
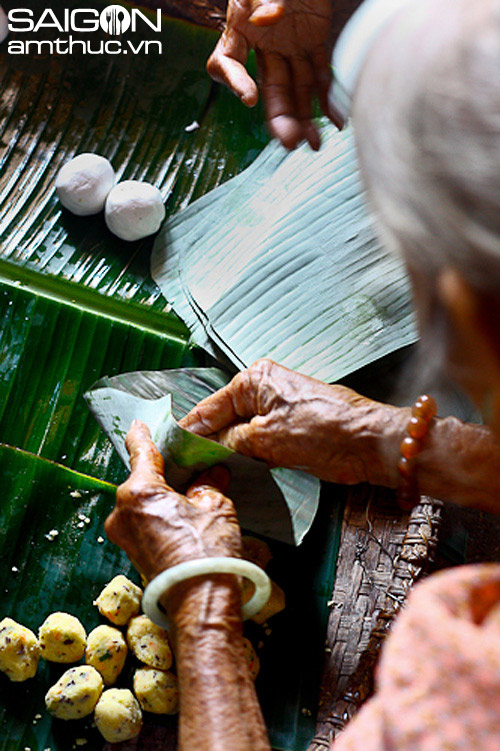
left=242, top=637, right=260, bottom=681
left=94, top=688, right=143, bottom=743
left=85, top=625, right=128, bottom=685
left=45, top=665, right=103, bottom=720
left=133, top=667, right=179, bottom=714
left=126, top=615, right=172, bottom=670
left=94, top=575, right=142, bottom=626
left=0, top=617, right=39, bottom=682
left=127, top=615, right=172, bottom=670
left=38, top=612, right=87, bottom=663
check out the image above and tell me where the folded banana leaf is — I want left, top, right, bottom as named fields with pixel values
left=0, top=443, right=343, bottom=751
left=85, top=368, right=321, bottom=545
left=152, top=123, right=418, bottom=381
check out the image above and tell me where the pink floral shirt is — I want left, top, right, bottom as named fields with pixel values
left=335, top=565, right=500, bottom=751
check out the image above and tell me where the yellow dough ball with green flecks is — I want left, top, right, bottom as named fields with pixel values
left=94, top=575, right=142, bottom=626
left=126, top=615, right=172, bottom=670
left=85, top=625, right=128, bottom=685
left=45, top=665, right=103, bottom=719
left=94, top=688, right=143, bottom=743
left=0, top=617, right=39, bottom=681
left=242, top=637, right=260, bottom=680
left=38, top=612, right=87, bottom=663
left=133, top=667, right=179, bottom=714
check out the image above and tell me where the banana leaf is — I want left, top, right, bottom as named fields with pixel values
left=85, top=368, right=321, bottom=545
left=0, top=443, right=343, bottom=751
left=0, top=274, right=199, bottom=485
left=152, top=123, right=418, bottom=381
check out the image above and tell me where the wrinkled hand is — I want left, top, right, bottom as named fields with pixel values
left=105, top=421, right=242, bottom=582
left=180, top=359, right=404, bottom=487
left=207, top=0, right=343, bottom=151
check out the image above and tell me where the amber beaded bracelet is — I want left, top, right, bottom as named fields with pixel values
left=397, top=394, right=437, bottom=510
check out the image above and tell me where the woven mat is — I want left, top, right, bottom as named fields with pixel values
left=309, top=488, right=442, bottom=748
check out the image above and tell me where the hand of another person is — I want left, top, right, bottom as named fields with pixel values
left=105, top=420, right=242, bottom=582
left=207, top=0, right=343, bottom=151
left=180, top=359, right=404, bottom=487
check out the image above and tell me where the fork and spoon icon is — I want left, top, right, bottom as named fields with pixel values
left=105, top=8, right=126, bottom=35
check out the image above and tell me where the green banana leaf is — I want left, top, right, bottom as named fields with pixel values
left=0, top=5, right=345, bottom=749
left=0, top=444, right=343, bottom=751
left=151, top=123, right=418, bottom=381
left=85, top=368, right=321, bottom=545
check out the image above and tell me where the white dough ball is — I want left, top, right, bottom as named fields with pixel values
left=55, top=153, right=115, bottom=216
left=104, top=181, right=165, bottom=242
left=0, top=7, right=8, bottom=44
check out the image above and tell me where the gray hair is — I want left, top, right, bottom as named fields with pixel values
left=352, top=0, right=500, bottom=294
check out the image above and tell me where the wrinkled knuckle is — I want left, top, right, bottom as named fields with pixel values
left=251, top=358, right=275, bottom=378
left=117, top=479, right=145, bottom=505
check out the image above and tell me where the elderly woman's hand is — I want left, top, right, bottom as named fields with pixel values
left=105, top=420, right=271, bottom=751
left=105, top=420, right=242, bottom=581
left=181, top=359, right=500, bottom=514
left=180, top=359, right=405, bottom=487
left=207, top=0, right=342, bottom=151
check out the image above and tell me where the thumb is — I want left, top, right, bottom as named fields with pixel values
left=124, top=419, right=166, bottom=486
left=249, top=0, right=285, bottom=26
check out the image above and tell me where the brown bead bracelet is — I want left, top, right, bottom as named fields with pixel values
left=397, top=394, right=437, bottom=510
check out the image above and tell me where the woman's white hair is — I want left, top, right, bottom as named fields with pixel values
left=353, top=0, right=500, bottom=293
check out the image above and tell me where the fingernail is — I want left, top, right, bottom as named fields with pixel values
left=241, top=92, right=257, bottom=107
left=181, top=420, right=204, bottom=435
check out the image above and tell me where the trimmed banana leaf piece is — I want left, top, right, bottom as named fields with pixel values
left=0, top=444, right=342, bottom=751
left=85, top=368, right=320, bottom=545
left=152, top=123, right=418, bottom=381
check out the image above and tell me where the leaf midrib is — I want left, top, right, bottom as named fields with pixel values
left=0, top=257, right=190, bottom=343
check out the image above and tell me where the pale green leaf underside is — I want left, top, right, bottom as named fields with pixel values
left=86, top=368, right=320, bottom=545
left=152, top=123, right=418, bottom=381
